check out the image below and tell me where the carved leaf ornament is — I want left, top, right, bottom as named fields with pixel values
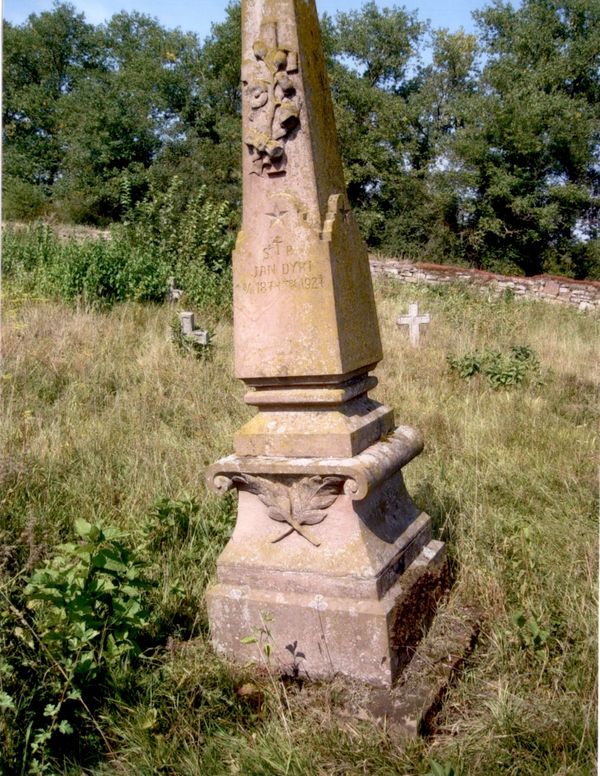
left=231, top=474, right=344, bottom=546
left=242, top=21, right=301, bottom=176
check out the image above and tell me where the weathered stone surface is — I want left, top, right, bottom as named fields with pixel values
left=211, top=468, right=430, bottom=598
left=235, top=0, right=381, bottom=384
left=397, top=302, right=431, bottom=346
left=207, top=539, right=448, bottom=686
left=360, top=599, right=482, bottom=736
left=208, top=425, right=446, bottom=684
left=370, top=257, right=600, bottom=310
left=235, top=395, right=394, bottom=457
left=205, top=0, right=448, bottom=691
left=232, top=0, right=389, bottom=456
left=208, top=425, right=424, bottom=502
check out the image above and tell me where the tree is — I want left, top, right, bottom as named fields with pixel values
left=454, top=0, right=600, bottom=275
left=3, top=3, right=99, bottom=218
left=54, top=12, right=202, bottom=222
left=324, top=2, right=427, bottom=246
left=3, top=0, right=598, bottom=278
left=149, top=1, right=243, bottom=209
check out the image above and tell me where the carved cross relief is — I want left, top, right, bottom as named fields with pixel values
left=242, top=20, right=301, bottom=176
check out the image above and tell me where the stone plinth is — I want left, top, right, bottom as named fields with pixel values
left=207, top=429, right=449, bottom=685
left=235, top=375, right=394, bottom=457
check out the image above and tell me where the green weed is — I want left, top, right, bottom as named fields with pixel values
left=447, top=345, right=542, bottom=387
left=2, top=177, right=234, bottom=312
left=1, top=518, right=154, bottom=773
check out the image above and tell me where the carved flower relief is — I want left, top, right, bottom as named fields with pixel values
left=242, top=30, right=301, bottom=175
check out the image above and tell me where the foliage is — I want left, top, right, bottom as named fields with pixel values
left=2, top=225, right=170, bottom=305
left=0, top=518, right=154, bottom=773
left=2, top=178, right=235, bottom=311
left=447, top=344, right=542, bottom=387
left=118, top=175, right=235, bottom=310
left=458, top=0, right=600, bottom=275
left=1, top=281, right=596, bottom=773
left=3, top=0, right=599, bottom=277
left=426, top=762, right=458, bottom=776
left=2, top=3, right=99, bottom=212
left=24, top=518, right=153, bottom=676
left=511, top=609, right=551, bottom=658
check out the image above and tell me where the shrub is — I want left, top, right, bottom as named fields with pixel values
left=0, top=519, right=154, bottom=773
left=448, top=345, right=542, bottom=388
left=2, top=176, right=235, bottom=311
left=117, top=175, right=235, bottom=311
left=2, top=176, right=49, bottom=221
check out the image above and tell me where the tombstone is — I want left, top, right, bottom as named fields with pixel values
left=205, top=0, right=447, bottom=686
left=397, top=302, right=431, bottom=346
left=168, top=276, right=183, bottom=302
left=179, top=312, right=210, bottom=346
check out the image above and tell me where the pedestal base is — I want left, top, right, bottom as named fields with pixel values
left=206, top=427, right=449, bottom=686
left=207, top=538, right=447, bottom=685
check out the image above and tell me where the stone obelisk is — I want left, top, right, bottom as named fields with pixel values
left=206, top=0, right=447, bottom=685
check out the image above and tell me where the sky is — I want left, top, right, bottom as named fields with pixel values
left=3, top=0, right=488, bottom=40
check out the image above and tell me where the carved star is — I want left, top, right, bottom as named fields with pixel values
left=266, top=202, right=289, bottom=227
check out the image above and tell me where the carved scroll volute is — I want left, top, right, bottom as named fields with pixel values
left=230, top=474, right=344, bottom=546
left=242, top=20, right=301, bottom=177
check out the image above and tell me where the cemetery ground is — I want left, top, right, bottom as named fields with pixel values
left=1, top=278, right=597, bottom=775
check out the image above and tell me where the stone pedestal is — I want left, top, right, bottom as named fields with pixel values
left=207, top=428, right=448, bottom=685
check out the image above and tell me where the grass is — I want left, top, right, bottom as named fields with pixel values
left=1, top=277, right=597, bottom=774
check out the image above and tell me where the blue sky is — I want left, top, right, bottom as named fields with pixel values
left=3, top=0, right=488, bottom=39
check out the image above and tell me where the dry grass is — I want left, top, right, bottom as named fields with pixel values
left=1, top=280, right=597, bottom=774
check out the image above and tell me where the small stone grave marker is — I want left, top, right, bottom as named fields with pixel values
left=397, top=302, right=431, bottom=346
left=179, top=312, right=210, bottom=345
left=168, top=276, right=183, bottom=302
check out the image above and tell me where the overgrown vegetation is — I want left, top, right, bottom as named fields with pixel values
left=4, top=0, right=599, bottom=277
left=1, top=519, right=154, bottom=772
left=447, top=345, right=542, bottom=387
left=2, top=179, right=234, bottom=312
left=1, top=277, right=596, bottom=774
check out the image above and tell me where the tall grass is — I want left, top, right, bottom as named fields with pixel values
left=2, top=178, right=235, bottom=313
left=0, top=277, right=597, bottom=774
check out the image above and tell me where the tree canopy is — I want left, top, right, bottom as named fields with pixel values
left=3, top=0, right=599, bottom=277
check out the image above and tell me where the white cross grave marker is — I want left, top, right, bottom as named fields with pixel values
left=397, top=302, right=431, bottom=346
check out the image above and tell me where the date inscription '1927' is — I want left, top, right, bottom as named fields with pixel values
left=241, top=274, right=324, bottom=295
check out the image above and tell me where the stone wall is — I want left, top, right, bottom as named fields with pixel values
left=369, top=258, right=600, bottom=311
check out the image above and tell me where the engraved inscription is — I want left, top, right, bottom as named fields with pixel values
left=266, top=203, right=289, bottom=227
left=241, top=255, right=324, bottom=294
left=263, top=236, right=284, bottom=258
left=253, top=264, right=278, bottom=277
left=241, top=275, right=324, bottom=295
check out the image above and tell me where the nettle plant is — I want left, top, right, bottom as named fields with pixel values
left=447, top=345, right=542, bottom=388
left=19, top=519, right=153, bottom=768
left=25, top=519, right=152, bottom=677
